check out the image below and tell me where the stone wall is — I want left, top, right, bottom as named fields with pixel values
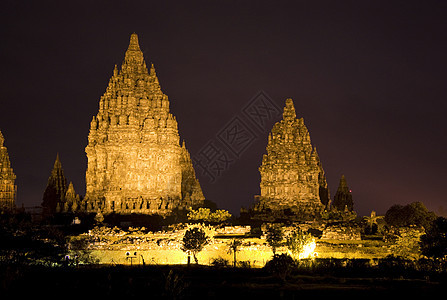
left=321, top=224, right=361, bottom=241
left=71, top=224, right=396, bottom=266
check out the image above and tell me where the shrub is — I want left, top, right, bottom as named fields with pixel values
left=238, top=260, right=251, bottom=268
left=285, top=228, right=316, bottom=259
left=210, top=257, right=229, bottom=267
left=420, top=217, right=447, bottom=258
left=264, top=253, right=296, bottom=281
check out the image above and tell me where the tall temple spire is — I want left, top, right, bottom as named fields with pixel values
left=84, top=33, right=205, bottom=215
left=338, top=175, right=348, bottom=189
left=127, top=33, right=141, bottom=51
left=254, top=98, right=328, bottom=221
left=124, top=33, right=144, bottom=65
left=62, top=181, right=80, bottom=212
left=54, top=152, right=62, bottom=170
left=0, top=129, right=17, bottom=210
left=282, top=98, right=297, bottom=121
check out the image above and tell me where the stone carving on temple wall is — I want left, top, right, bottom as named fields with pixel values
left=82, top=33, right=205, bottom=215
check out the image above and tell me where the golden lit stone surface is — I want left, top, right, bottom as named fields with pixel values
left=0, top=130, right=16, bottom=210
left=253, top=98, right=329, bottom=220
left=82, top=33, right=204, bottom=214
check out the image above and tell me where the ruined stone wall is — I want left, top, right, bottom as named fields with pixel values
left=73, top=224, right=395, bottom=266
left=321, top=224, right=361, bottom=241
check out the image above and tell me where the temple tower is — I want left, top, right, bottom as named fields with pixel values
left=83, top=33, right=204, bottom=215
left=333, top=175, right=354, bottom=211
left=42, top=154, right=81, bottom=215
left=0, top=130, right=17, bottom=210
left=253, top=98, right=329, bottom=220
left=42, top=154, right=67, bottom=215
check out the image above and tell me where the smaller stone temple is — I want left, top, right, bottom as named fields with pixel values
left=0, top=130, right=17, bottom=210
left=42, top=154, right=81, bottom=215
left=332, top=175, right=354, bottom=211
left=252, top=98, right=329, bottom=221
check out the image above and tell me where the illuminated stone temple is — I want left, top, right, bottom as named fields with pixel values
left=252, top=98, right=329, bottom=220
left=82, top=33, right=204, bottom=215
left=0, top=130, right=16, bottom=210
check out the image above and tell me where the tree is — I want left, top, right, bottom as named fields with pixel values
left=285, top=228, right=315, bottom=259
left=210, top=209, right=232, bottom=223
left=0, top=211, right=68, bottom=265
left=363, top=211, right=382, bottom=235
left=187, top=208, right=231, bottom=223
left=385, top=202, right=436, bottom=229
left=228, top=239, right=242, bottom=267
left=68, top=236, right=99, bottom=265
left=266, top=224, right=284, bottom=254
left=389, top=227, right=424, bottom=260
left=420, top=217, right=447, bottom=258
left=181, top=227, right=209, bottom=264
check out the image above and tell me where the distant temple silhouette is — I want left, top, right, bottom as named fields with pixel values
left=42, top=154, right=81, bottom=215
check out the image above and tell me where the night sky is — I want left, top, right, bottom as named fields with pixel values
left=1, top=1, right=446, bottom=217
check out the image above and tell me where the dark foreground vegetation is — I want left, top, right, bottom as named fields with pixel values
left=1, top=258, right=446, bottom=298
left=1, top=202, right=447, bottom=298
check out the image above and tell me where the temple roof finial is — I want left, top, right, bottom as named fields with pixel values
left=128, top=33, right=141, bottom=51
left=339, top=175, right=348, bottom=189
left=124, top=33, right=144, bottom=64
left=282, top=98, right=297, bottom=121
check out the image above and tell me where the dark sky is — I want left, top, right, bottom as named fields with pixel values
left=1, top=0, right=446, bottom=217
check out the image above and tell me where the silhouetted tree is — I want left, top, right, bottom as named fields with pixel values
left=266, top=224, right=284, bottom=254
left=420, top=217, right=447, bottom=258
left=385, top=202, right=436, bottom=229
left=228, top=239, right=242, bottom=267
left=181, top=227, right=209, bottom=264
left=0, top=212, right=68, bottom=265
left=363, top=211, right=382, bottom=234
